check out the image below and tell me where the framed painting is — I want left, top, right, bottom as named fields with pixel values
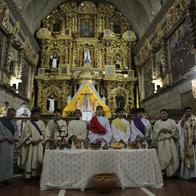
left=59, top=64, right=70, bottom=76
left=38, top=68, right=45, bottom=76
left=168, top=19, right=195, bottom=82
left=154, top=47, right=165, bottom=77
left=105, top=65, right=115, bottom=76
left=80, top=18, right=94, bottom=37
left=143, top=60, right=154, bottom=98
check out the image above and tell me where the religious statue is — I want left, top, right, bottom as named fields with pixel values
left=114, top=54, right=121, bottom=70
left=116, top=95, right=125, bottom=109
left=94, top=99, right=98, bottom=112
left=102, top=96, right=106, bottom=104
left=67, top=95, right=71, bottom=104
left=47, top=94, right=57, bottom=112
left=76, top=99, right=81, bottom=110
left=50, top=53, right=59, bottom=69
left=84, top=45, right=91, bottom=64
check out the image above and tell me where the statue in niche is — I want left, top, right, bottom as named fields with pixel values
left=76, top=99, right=81, bottom=110
left=47, top=94, right=58, bottom=112
left=50, top=53, right=59, bottom=69
left=102, top=96, right=106, bottom=104
left=84, top=45, right=91, bottom=64
left=114, top=54, right=121, bottom=70
left=115, top=94, right=125, bottom=109
left=67, top=95, right=71, bottom=104
left=53, top=21, right=61, bottom=32
left=93, top=99, right=98, bottom=112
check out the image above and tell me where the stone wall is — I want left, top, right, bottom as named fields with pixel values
left=0, top=85, right=29, bottom=109
left=141, top=79, right=192, bottom=116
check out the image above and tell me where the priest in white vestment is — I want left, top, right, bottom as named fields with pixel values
left=130, top=108, right=151, bottom=142
left=45, top=109, right=67, bottom=149
left=153, top=109, right=179, bottom=177
left=20, top=107, right=45, bottom=179
left=88, top=106, right=112, bottom=145
left=111, top=108, right=130, bottom=144
left=0, top=108, right=19, bottom=184
left=177, top=107, right=196, bottom=179
left=68, top=109, right=87, bottom=141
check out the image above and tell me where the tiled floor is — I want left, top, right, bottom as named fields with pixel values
left=0, top=176, right=196, bottom=196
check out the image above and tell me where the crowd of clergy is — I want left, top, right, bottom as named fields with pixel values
left=0, top=103, right=196, bottom=185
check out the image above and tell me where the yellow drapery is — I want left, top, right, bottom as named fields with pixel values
left=63, top=82, right=111, bottom=117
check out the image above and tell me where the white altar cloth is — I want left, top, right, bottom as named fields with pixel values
left=40, top=149, right=163, bottom=190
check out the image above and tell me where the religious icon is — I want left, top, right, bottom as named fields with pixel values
left=115, top=95, right=125, bottom=109
left=47, top=94, right=58, bottom=112
left=84, top=45, right=91, bottom=64
left=105, top=65, right=115, bottom=76
left=50, top=53, right=59, bottom=69
left=67, top=95, right=71, bottom=104
left=80, top=19, right=94, bottom=37
left=76, top=99, right=81, bottom=110
left=38, top=68, right=45, bottom=76
left=114, top=54, right=121, bottom=70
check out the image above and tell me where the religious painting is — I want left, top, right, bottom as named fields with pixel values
left=38, top=68, right=45, bottom=76
left=168, top=19, right=195, bottom=82
left=154, top=47, right=166, bottom=77
left=105, top=65, right=115, bottom=76
left=80, top=18, right=94, bottom=37
left=143, top=60, right=154, bottom=99
left=59, top=64, right=70, bottom=76
left=79, top=46, right=95, bottom=66
left=128, top=69, right=134, bottom=77
left=18, top=59, right=30, bottom=97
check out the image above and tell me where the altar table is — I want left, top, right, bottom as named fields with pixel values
left=40, top=149, right=163, bottom=190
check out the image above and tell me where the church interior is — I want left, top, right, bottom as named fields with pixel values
left=0, top=0, right=196, bottom=195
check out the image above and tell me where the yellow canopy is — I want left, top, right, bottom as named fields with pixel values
left=63, top=82, right=111, bottom=117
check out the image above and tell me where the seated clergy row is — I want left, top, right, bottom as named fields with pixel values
left=1, top=106, right=196, bottom=184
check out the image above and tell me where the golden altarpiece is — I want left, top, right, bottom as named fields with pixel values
left=35, top=1, right=137, bottom=116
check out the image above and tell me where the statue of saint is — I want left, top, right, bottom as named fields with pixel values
left=47, top=94, right=57, bottom=112
left=84, top=45, right=91, bottom=64
left=76, top=99, right=81, bottom=110
left=94, top=99, right=98, bottom=112
left=50, top=53, right=59, bottom=69
left=114, top=54, right=121, bottom=70
left=67, top=95, right=71, bottom=104
left=102, top=96, right=106, bottom=104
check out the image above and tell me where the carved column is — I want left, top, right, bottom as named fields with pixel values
left=186, top=0, right=196, bottom=49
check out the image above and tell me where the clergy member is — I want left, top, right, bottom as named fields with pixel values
left=178, top=107, right=196, bottom=179
left=111, top=108, right=130, bottom=144
left=20, top=107, right=45, bottom=180
left=153, top=109, right=179, bottom=177
left=130, top=108, right=151, bottom=142
left=68, top=109, right=87, bottom=142
left=45, top=108, right=67, bottom=149
left=88, top=105, right=112, bottom=145
left=0, top=108, right=19, bottom=184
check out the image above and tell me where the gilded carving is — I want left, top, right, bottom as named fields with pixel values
left=35, top=1, right=137, bottom=114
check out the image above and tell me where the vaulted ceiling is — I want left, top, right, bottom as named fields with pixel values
left=13, top=0, right=161, bottom=39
